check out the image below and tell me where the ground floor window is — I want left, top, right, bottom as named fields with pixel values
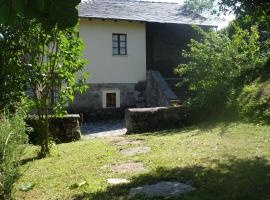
left=102, top=89, right=120, bottom=108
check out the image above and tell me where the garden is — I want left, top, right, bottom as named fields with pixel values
left=1, top=0, right=270, bottom=199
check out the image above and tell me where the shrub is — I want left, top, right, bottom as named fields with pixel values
left=0, top=110, right=28, bottom=199
left=175, top=25, right=270, bottom=119
left=237, top=80, right=270, bottom=123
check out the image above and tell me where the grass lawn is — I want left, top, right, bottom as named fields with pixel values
left=14, top=120, right=270, bottom=200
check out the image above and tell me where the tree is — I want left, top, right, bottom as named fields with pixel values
left=219, top=0, right=270, bottom=31
left=0, top=0, right=81, bottom=30
left=21, top=21, right=89, bottom=156
left=0, top=23, right=28, bottom=111
left=219, top=0, right=270, bottom=17
left=184, top=0, right=215, bottom=14
left=175, top=25, right=269, bottom=116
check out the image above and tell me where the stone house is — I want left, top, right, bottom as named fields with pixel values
left=68, top=0, right=217, bottom=118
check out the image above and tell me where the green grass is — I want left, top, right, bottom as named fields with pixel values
left=14, top=120, right=270, bottom=200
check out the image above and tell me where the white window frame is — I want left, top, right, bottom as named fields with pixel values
left=102, top=89, right=120, bottom=108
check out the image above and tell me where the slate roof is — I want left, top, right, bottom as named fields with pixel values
left=79, top=0, right=218, bottom=26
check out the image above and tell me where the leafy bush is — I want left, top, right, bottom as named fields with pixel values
left=0, top=110, right=28, bottom=199
left=175, top=25, right=270, bottom=119
left=237, top=80, right=270, bottom=123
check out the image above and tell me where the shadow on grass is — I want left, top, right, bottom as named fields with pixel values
left=72, top=156, right=270, bottom=200
left=132, top=115, right=240, bottom=138
left=20, top=155, right=41, bottom=166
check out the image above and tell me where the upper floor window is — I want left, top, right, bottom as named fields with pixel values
left=112, top=33, right=127, bottom=55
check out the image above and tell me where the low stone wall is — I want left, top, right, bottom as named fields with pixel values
left=26, top=114, right=81, bottom=144
left=125, top=106, right=187, bottom=133
left=145, top=71, right=180, bottom=107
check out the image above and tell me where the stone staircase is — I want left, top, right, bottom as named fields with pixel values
left=134, top=72, right=186, bottom=108
left=164, top=77, right=188, bottom=104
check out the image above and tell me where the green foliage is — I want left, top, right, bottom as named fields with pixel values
left=0, top=110, right=28, bottom=199
left=237, top=80, right=270, bottom=123
left=184, top=0, right=215, bottom=14
left=0, top=19, right=88, bottom=156
left=175, top=25, right=270, bottom=117
left=0, top=23, right=28, bottom=111
left=0, top=0, right=81, bottom=30
left=219, top=0, right=270, bottom=35
left=21, top=21, right=89, bottom=156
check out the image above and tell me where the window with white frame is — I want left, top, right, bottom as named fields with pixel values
left=102, top=89, right=120, bottom=108
left=112, top=33, right=127, bottom=55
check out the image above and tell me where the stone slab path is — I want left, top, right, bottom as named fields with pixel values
left=120, top=147, right=151, bottom=156
left=129, top=181, right=195, bottom=197
left=81, top=120, right=127, bottom=138
left=109, top=162, right=146, bottom=173
left=107, top=178, right=130, bottom=185
left=115, top=139, right=143, bottom=146
left=82, top=120, right=195, bottom=197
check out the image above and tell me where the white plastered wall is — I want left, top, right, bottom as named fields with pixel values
left=79, top=18, right=146, bottom=84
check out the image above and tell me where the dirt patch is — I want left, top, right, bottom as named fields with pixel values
left=110, top=162, right=145, bottom=173
left=120, top=147, right=151, bottom=156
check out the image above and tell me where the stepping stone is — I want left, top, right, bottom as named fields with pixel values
left=107, top=178, right=130, bottom=185
left=120, top=147, right=151, bottom=156
left=106, top=136, right=126, bottom=142
left=110, top=162, right=145, bottom=173
left=129, top=181, right=195, bottom=197
left=115, top=139, right=143, bottom=146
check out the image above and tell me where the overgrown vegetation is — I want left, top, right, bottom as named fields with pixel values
left=0, top=110, right=28, bottom=199
left=22, top=21, right=88, bottom=157
left=0, top=20, right=89, bottom=157
left=176, top=19, right=270, bottom=122
left=0, top=23, right=28, bottom=111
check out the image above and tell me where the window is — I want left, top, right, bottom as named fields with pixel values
left=102, top=90, right=120, bottom=108
left=112, top=33, right=127, bottom=55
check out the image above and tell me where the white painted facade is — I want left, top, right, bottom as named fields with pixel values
left=79, top=18, right=146, bottom=84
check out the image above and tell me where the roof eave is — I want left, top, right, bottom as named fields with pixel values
left=79, top=16, right=218, bottom=27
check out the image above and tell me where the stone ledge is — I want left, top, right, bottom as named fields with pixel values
left=125, top=106, right=187, bottom=133
left=26, top=114, right=81, bottom=144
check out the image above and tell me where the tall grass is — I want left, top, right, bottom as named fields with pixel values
left=0, top=110, right=28, bottom=199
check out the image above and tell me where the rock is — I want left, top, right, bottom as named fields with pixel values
left=120, top=147, right=151, bottom=156
left=110, top=162, right=145, bottom=173
left=129, top=181, right=195, bottom=197
left=107, top=178, right=130, bottom=185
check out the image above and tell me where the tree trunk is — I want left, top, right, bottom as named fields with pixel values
left=39, top=97, right=50, bottom=157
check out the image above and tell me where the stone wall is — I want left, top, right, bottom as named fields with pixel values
left=145, top=71, right=180, bottom=107
left=68, top=83, right=137, bottom=120
left=125, top=106, right=187, bottom=133
left=26, top=114, right=81, bottom=144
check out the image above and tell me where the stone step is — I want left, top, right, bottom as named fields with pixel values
left=165, top=79, right=188, bottom=103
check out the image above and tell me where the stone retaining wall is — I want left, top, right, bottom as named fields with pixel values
left=125, top=106, right=187, bottom=133
left=68, top=83, right=136, bottom=112
left=26, top=114, right=81, bottom=144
